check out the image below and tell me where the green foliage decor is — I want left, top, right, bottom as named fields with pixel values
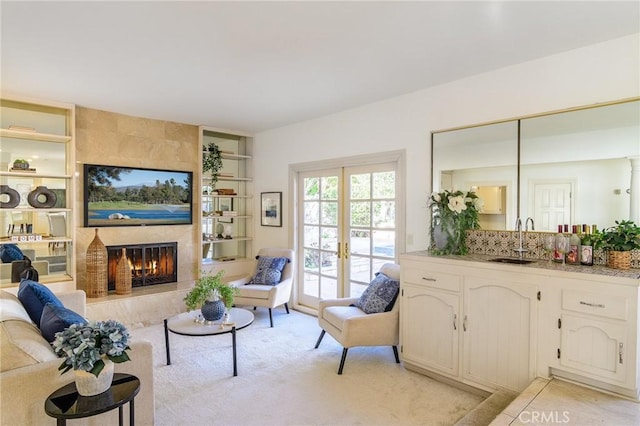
left=203, top=142, right=224, bottom=187
left=184, top=270, right=239, bottom=310
left=429, top=189, right=482, bottom=255
left=52, top=320, right=131, bottom=377
left=593, top=220, right=640, bottom=252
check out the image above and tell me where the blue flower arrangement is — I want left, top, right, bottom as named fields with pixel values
left=52, top=320, right=131, bottom=377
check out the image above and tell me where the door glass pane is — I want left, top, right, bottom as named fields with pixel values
left=350, top=201, right=370, bottom=226
left=373, top=171, right=395, bottom=198
left=351, top=282, right=368, bottom=298
left=304, top=248, right=321, bottom=272
left=320, top=276, right=337, bottom=299
left=304, top=201, right=319, bottom=224
left=321, top=201, right=338, bottom=225
left=350, top=255, right=371, bottom=285
left=303, top=272, right=319, bottom=297
left=350, top=229, right=370, bottom=255
left=320, top=226, right=338, bottom=251
left=304, top=178, right=319, bottom=200
left=320, top=251, right=337, bottom=277
left=373, top=200, right=395, bottom=228
left=373, top=230, right=395, bottom=258
left=350, top=173, right=370, bottom=199
left=304, top=226, right=319, bottom=247
left=321, top=176, right=338, bottom=200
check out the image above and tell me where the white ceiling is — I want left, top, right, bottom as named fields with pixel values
left=1, top=1, right=639, bottom=133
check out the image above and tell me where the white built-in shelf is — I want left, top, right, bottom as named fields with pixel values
left=202, top=236, right=252, bottom=244
left=0, top=128, right=72, bottom=143
left=0, top=171, right=73, bottom=179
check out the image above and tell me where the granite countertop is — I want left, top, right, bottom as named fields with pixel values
left=403, top=250, right=640, bottom=280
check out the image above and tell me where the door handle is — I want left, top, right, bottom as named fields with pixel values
left=453, top=314, right=457, bottom=330
left=337, top=242, right=341, bottom=259
left=344, top=242, right=350, bottom=259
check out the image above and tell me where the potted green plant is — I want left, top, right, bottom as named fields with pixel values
left=12, top=159, right=29, bottom=170
left=593, top=220, right=640, bottom=269
left=184, top=270, right=238, bottom=320
left=202, top=142, right=223, bottom=188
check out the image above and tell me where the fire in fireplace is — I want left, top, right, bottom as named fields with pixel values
left=106, top=242, right=177, bottom=290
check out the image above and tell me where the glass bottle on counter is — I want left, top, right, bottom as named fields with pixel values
left=567, top=225, right=580, bottom=265
left=553, top=225, right=565, bottom=263
left=580, top=224, right=593, bottom=266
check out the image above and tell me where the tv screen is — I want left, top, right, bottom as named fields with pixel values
left=84, top=164, right=193, bottom=227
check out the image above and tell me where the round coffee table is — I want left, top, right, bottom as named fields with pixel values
left=164, top=307, right=254, bottom=376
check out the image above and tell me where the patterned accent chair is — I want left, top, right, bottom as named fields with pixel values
left=314, top=262, right=401, bottom=374
left=232, top=248, right=295, bottom=327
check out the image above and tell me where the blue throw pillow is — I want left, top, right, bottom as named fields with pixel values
left=0, top=244, right=24, bottom=263
left=40, top=303, right=87, bottom=342
left=248, top=256, right=288, bottom=286
left=17, top=279, right=64, bottom=324
left=353, top=272, right=399, bottom=314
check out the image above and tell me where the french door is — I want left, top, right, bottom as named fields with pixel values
left=297, top=162, right=398, bottom=310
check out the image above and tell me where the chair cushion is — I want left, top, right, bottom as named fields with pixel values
left=0, top=319, right=58, bottom=372
left=39, top=302, right=87, bottom=342
left=236, top=284, right=271, bottom=300
left=353, top=272, right=399, bottom=314
left=324, top=305, right=367, bottom=331
left=248, top=256, right=288, bottom=286
left=17, top=279, right=63, bottom=324
left=0, top=244, right=24, bottom=263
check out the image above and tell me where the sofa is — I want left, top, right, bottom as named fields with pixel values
left=0, top=288, right=155, bottom=425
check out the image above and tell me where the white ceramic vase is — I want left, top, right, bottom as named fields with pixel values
left=74, top=358, right=114, bottom=396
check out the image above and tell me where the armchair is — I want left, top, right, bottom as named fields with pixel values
left=232, top=248, right=295, bottom=327
left=314, top=262, right=400, bottom=374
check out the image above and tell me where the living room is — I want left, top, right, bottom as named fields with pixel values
left=1, top=2, right=639, bottom=425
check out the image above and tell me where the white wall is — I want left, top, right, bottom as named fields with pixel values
left=252, top=34, right=640, bottom=253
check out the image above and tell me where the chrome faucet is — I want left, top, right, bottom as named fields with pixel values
left=513, top=217, right=533, bottom=259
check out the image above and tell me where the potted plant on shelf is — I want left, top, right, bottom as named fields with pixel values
left=184, top=270, right=238, bottom=321
left=593, top=220, right=640, bottom=270
left=12, top=159, right=29, bottom=170
left=202, top=142, right=223, bottom=188
left=52, top=319, right=131, bottom=396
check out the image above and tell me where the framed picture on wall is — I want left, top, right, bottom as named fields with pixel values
left=261, top=192, right=282, bottom=227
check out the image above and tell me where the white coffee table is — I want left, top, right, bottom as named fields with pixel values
left=163, top=307, right=254, bottom=376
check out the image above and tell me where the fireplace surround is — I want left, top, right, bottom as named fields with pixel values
left=106, top=242, right=177, bottom=290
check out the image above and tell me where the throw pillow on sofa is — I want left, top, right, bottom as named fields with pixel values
left=17, top=279, right=63, bottom=324
left=353, top=272, right=399, bottom=314
left=40, top=302, right=87, bottom=342
left=248, top=256, right=289, bottom=286
left=0, top=244, right=24, bottom=263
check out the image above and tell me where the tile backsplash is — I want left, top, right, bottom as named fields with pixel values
left=465, top=230, right=639, bottom=269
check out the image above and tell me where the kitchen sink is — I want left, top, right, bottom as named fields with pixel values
left=488, top=257, right=536, bottom=265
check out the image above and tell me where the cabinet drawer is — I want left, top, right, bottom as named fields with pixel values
left=562, top=289, right=627, bottom=321
left=404, top=267, right=461, bottom=292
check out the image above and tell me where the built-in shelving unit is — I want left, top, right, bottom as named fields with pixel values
left=199, top=127, right=253, bottom=273
left=0, top=94, right=76, bottom=287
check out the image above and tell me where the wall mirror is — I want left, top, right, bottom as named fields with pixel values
left=432, top=98, right=640, bottom=232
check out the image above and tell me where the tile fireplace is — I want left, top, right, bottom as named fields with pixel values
left=106, top=242, right=177, bottom=290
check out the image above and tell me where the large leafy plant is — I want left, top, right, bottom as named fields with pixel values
left=52, top=320, right=131, bottom=377
left=184, top=270, right=239, bottom=310
left=429, top=189, right=482, bottom=255
left=593, top=220, right=640, bottom=251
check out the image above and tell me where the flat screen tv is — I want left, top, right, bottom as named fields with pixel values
left=84, top=164, right=193, bottom=227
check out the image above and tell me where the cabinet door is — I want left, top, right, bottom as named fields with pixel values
left=463, top=278, right=537, bottom=392
left=560, top=313, right=630, bottom=386
left=401, top=283, right=459, bottom=377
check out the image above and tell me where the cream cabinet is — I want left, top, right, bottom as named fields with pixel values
left=199, top=127, right=253, bottom=275
left=401, top=252, right=640, bottom=400
left=400, top=256, right=537, bottom=393
left=0, top=95, right=76, bottom=288
left=550, top=278, right=638, bottom=396
left=462, top=276, right=538, bottom=392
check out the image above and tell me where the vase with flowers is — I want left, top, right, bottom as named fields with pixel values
left=429, top=189, right=482, bottom=255
left=52, top=320, right=131, bottom=396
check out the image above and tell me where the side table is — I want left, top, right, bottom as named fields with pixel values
left=44, top=373, right=140, bottom=426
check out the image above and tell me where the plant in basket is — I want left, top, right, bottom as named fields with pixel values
left=592, top=220, right=640, bottom=269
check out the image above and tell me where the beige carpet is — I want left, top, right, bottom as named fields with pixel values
left=131, top=308, right=485, bottom=425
